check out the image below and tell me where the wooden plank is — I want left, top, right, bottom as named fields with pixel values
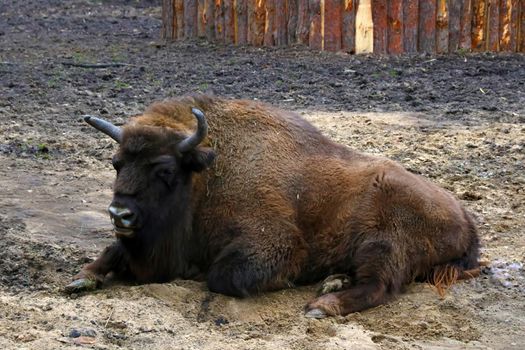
left=296, top=0, right=310, bottom=44
left=487, top=0, right=499, bottom=51
left=204, top=0, right=215, bottom=41
left=500, top=0, right=519, bottom=52
left=309, top=0, right=323, bottom=50
left=248, top=0, right=265, bottom=45
left=509, top=0, right=519, bottom=51
left=436, top=0, right=449, bottom=53
left=403, top=0, right=418, bottom=53
left=448, top=0, right=461, bottom=51
left=287, top=0, right=298, bottom=44
left=372, top=0, right=387, bottom=54
left=459, top=0, right=472, bottom=49
left=184, top=0, right=198, bottom=38
left=175, top=0, right=185, bottom=39
left=223, top=0, right=235, bottom=43
left=472, top=0, right=487, bottom=51
left=500, top=0, right=511, bottom=51
left=324, top=0, right=342, bottom=51
left=215, top=0, right=225, bottom=41
left=235, top=0, right=248, bottom=44
left=161, top=0, right=175, bottom=40
left=356, top=0, right=373, bottom=53
left=518, top=1, right=525, bottom=52
left=418, top=0, right=437, bottom=53
left=342, top=0, right=358, bottom=53
left=264, top=0, right=276, bottom=46
left=198, top=0, right=206, bottom=37
left=275, top=0, right=288, bottom=46
left=387, top=0, right=403, bottom=54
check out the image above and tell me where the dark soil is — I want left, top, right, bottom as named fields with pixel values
left=0, top=1, right=524, bottom=349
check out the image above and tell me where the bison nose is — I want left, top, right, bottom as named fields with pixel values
left=108, top=205, right=137, bottom=229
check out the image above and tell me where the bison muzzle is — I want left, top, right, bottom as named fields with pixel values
left=67, top=95, right=480, bottom=318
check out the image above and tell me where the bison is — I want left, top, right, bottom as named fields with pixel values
left=68, top=94, right=480, bottom=318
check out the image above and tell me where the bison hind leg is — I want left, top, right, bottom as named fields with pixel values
left=317, top=274, right=353, bottom=296
left=306, top=280, right=388, bottom=319
left=306, top=240, right=401, bottom=318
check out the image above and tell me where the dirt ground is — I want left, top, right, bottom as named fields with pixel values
left=0, top=0, right=524, bottom=349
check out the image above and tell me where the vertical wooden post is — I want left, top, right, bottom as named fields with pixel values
left=162, top=0, right=176, bottom=40
left=184, top=0, right=198, bottom=38
left=275, top=0, right=288, bottom=45
left=356, top=0, right=373, bottom=53
left=342, top=0, right=358, bottom=53
left=235, top=0, right=248, bottom=44
left=198, top=0, right=206, bottom=37
left=518, top=1, right=525, bottom=52
left=419, top=0, right=437, bottom=53
left=500, top=0, right=519, bottom=51
left=403, top=0, right=419, bottom=53
left=448, top=0, right=461, bottom=51
left=223, top=0, right=235, bottom=43
left=248, top=0, right=266, bottom=45
left=309, top=0, right=323, bottom=50
left=487, top=0, right=500, bottom=51
left=324, top=0, right=342, bottom=51
left=436, top=0, right=449, bottom=53
left=296, top=0, right=310, bottom=44
left=175, top=0, right=185, bottom=39
left=460, top=0, right=472, bottom=49
left=387, top=0, right=403, bottom=54
left=372, top=0, right=387, bottom=54
left=264, top=0, right=276, bottom=46
left=472, top=0, right=487, bottom=51
left=287, top=0, right=299, bottom=44
left=215, top=0, right=225, bottom=41
left=204, top=0, right=215, bottom=41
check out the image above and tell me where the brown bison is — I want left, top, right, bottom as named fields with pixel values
left=68, top=94, right=480, bottom=318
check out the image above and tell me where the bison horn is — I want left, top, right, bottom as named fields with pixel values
left=177, top=108, right=208, bottom=153
left=83, top=115, right=123, bottom=143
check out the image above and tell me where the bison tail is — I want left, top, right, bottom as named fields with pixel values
left=427, top=260, right=488, bottom=298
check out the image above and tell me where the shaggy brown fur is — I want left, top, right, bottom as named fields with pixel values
left=74, top=94, right=480, bottom=317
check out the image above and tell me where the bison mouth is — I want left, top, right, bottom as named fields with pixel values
left=113, top=225, right=135, bottom=239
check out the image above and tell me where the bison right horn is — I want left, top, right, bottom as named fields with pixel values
left=84, top=115, right=123, bottom=143
left=177, top=108, right=208, bottom=153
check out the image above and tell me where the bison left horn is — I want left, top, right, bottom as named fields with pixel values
left=177, top=108, right=208, bottom=153
left=84, top=115, right=123, bottom=143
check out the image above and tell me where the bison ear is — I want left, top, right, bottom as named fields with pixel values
left=181, top=147, right=216, bottom=172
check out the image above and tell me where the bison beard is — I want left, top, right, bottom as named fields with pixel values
left=69, top=94, right=480, bottom=318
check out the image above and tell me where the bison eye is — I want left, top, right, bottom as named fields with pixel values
left=155, top=166, right=175, bottom=184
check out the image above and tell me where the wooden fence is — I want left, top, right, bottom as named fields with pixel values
left=161, top=1, right=525, bottom=54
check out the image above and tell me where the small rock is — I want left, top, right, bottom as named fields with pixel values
left=68, top=327, right=97, bottom=338
left=214, top=316, right=229, bottom=326
left=68, top=329, right=81, bottom=338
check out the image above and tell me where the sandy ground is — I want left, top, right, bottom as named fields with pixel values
left=0, top=1, right=524, bottom=349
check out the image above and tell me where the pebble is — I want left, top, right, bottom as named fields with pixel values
left=68, top=327, right=97, bottom=338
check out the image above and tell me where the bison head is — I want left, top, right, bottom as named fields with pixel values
left=84, top=108, right=215, bottom=246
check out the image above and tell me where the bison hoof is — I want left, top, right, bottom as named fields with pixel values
left=305, top=308, right=327, bottom=319
left=64, top=278, right=98, bottom=294
left=305, top=293, right=342, bottom=318
left=317, top=274, right=352, bottom=296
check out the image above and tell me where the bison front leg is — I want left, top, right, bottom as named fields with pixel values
left=206, top=220, right=308, bottom=297
left=65, top=242, right=128, bottom=294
